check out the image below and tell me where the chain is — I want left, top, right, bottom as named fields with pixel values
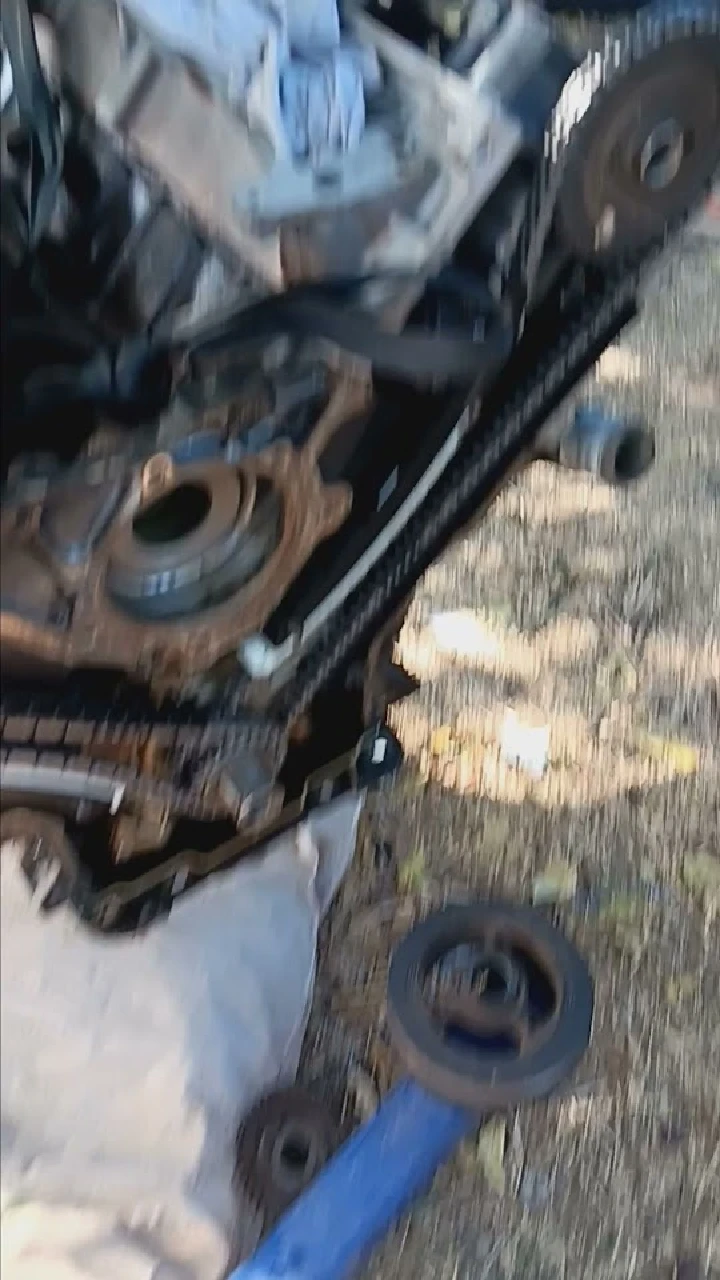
left=0, top=279, right=649, bottom=927
left=282, top=269, right=638, bottom=725
left=0, top=683, right=287, bottom=821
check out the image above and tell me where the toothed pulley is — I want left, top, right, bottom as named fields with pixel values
left=555, top=11, right=720, bottom=261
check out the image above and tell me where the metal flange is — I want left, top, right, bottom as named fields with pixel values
left=387, top=902, right=593, bottom=1110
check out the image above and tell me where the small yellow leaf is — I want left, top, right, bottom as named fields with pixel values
left=599, top=894, right=642, bottom=926
left=682, top=853, right=720, bottom=907
left=639, top=858, right=657, bottom=884
left=532, top=861, right=578, bottom=905
left=666, top=974, right=698, bottom=1005
left=430, top=726, right=454, bottom=757
left=596, top=651, right=638, bottom=701
left=637, top=733, right=699, bottom=775
left=398, top=846, right=427, bottom=895
left=482, top=812, right=512, bottom=858
left=598, top=893, right=649, bottom=956
left=475, top=1117, right=507, bottom=1195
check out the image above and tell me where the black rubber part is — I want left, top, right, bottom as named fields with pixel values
left=542, top=0, right=647, bottom=12
left=0, top=0, right=64, bottom=248
left=556, top=25, right=720, bottom=262
left=235, top=1086, right=339, bottom=1227
left=387, top=902, right=594, bottom=1111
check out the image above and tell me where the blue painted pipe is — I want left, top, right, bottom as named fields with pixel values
left=229, top=1080, right=477, bottom=1280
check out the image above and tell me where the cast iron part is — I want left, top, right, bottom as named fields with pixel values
left=555, top=19, right=720, bottom=263
left=387, top=902, right=593, bottom=1110
left=235, top=1086, right=340, bottom=1228
left=537, top=404, right=656, bottom=485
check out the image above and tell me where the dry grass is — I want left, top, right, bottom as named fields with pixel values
left=307, top=242, right=720, bottom=1280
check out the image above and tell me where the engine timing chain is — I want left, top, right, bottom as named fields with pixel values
left=1, top=684, right=287, bottom=824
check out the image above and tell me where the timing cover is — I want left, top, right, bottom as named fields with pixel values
left=0, top=374, right=368, bottom=693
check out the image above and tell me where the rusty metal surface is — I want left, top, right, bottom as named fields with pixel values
left=387, top=903, right=594, bottom=1110
left=362, top=592, right=416, bottom=724
left=0, top=378, right=366, bottom=695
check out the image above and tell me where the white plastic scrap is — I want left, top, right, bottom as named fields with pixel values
left=429, top=610, right=502, bottom=660
left=499, top=707, right=550, bottom=779
left=1, top=796, right=361, bottom=1279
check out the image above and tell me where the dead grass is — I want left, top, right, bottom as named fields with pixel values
left=309, top=243, right=720, bottom=1279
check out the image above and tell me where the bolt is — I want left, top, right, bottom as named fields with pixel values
left=595, top=205, right=616, bottom=251
left=141, top=452, right=174, bottom=499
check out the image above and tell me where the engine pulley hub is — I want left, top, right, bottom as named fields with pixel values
left=387, top=902, right=593, bottom=1109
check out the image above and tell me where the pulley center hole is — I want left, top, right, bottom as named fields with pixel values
left=613, top=427, right=655, bottom=483
left=432, top=944, right=519, bottom=1005
left=270, top=1121, right=319, bottom=1190
left=279, top=1132, right=312, bottom=1174
left=638, top=119, right=686, bottom=191
left=426, top=940, right=559, bottom=1057
left=132, top=482, right=211, bottom=545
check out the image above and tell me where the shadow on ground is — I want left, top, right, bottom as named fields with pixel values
left=310, top=765, right=719, bottom=1280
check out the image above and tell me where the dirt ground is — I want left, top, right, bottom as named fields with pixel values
left=305, top=237, right=720, bottom=1280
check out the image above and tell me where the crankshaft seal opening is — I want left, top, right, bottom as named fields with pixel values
left=132, top=481, right=212, bottom=546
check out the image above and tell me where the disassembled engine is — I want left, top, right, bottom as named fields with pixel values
left=1, top=0, right=719, bottom=930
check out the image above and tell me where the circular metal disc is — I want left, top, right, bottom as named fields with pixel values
left=108, top=463, right=249, bottom=601
left=387, top=902, right=593, bottom=1111
left=556, top=25, right=720, bottom=262
left=235, top=1086, right=339, bottom=1226
left=106, top=460, right=282, bottom=621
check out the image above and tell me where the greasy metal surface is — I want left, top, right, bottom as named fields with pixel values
left=555, top=25, right=720, bottom=263
left=0, top=722, right=400, bottom=930
left=4, top=6, right=719, bottom=929
left=55, top=0, right=531, bottom=321
left=387, top=903, right=594, bottom=1109
left=105, top=460, right=257, bottom=609
left=0, top=666, right=289, bottom=846
left=278, top=165, right=442, bottom=285
left=235, top=1087, right=339, bottom=1228
left=0, top=378, right=362, bottom=692
left=519, top=6, right=720, bottom=307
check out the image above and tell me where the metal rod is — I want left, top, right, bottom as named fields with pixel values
left=229, top=1080, right=477, bottom=1280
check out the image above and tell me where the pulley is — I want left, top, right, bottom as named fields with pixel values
left=556, top=13, right=720, bottom=262
left=387, top=902, right=593, bottom=1110
left=235, top=1087, right=340, bottom=1227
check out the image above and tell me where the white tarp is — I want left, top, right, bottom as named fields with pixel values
left=1, top=797, right=361, bottom=1279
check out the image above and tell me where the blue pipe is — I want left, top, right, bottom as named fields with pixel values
left=228, top=1080, right=477, bottom=1280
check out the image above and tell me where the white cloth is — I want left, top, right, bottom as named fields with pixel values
left=1, top=797, right=361, bottom=1280
left=120, top=0, right=372, bottom=157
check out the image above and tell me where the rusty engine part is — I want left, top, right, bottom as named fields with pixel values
left=387, top=902, right=594, bottom=1109
left=2, top=0, right=719, bottom=931
left=1, top=374, right=367, bottom=696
